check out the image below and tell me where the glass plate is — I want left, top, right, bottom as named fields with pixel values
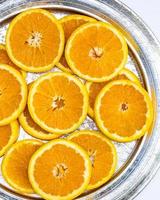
left=0, top=0, right=160, bottom=199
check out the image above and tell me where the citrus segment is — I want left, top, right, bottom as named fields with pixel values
left=57, top=14, right=96, bottom=73
left=28, top=139, right=92, bottom=200
left=86, top=68, right=140, bottom=117
left=6, top=9, right=64, bottom=72
left=28, top=72, right=88, bottom=134
left=19, top=106, right=62, bottom=140
left=0, top=44, right=26, bottom=77
left=65, top=22, right=128, bottom=82
left=1, top=140, right=42, bottom=194
left=0, top=121, right=19, bottom=157
left=68, top=130, right=117, bottom=190
left=0, top=64, right=27, bottom=126
left=95, top=80, right=153, bottom=142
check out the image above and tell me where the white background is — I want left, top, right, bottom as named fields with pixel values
left=118, top=1, right=160, bottom=200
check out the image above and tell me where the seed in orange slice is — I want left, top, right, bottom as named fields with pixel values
left=65, top=22, right=128, bottom=82
left=0, top=64, right=27, bottom=126
left=1, top=139, right=43, bottom=194
left=0, top=121, right=19, bottom=157
left=57, top=14, right=96, bottom=73
left=6, top=9, right=64, bottom=72
left=95, top=80, right=153, bottom=142
left=86, top=68, right=141, bottom=118
left=28, top=139, right=92, bottom=200
left=0, top=44, right=26, bottom=78
left=19, top=106, right=63, bottom=140
left=68, top=130, right=117, bottom=190
left=28, top=72, right=88, bottom=134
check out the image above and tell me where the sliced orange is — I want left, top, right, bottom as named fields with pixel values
left=86, top=68, right=141, bottom=117
left=0, top=121, right=19, bottom=157
left=6, top=9, right=64, bottom=72
left=1, top=139, right=42, bottom=194
left=57, top=14, right=96, bottom=73
left=0, top=44, right=26, bottom=78
left=65, top=22, right=128, bottom=82
left=0, top=64, right=27, bottom=126
left=28, top=72, right=88, bottom=134
left=95, top=80, right=153, bottom=142
left=19, top=82, right=62, bottom=140
left=19, top=106, right=62, bottom=140
left=68, top=130, right=117, bottom=190
left=28, top=139, right=92, bottom=200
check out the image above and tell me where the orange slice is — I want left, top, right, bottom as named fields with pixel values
left=65, top=22, right=128, bottom=82
left=6, top=9, right=64, bottom=72
left=28, top=139, right=92, bottom=200
left=28, top=72, right=88, bottom=134
left=0, top=44, right=26, bottom=78
left=1, top=139, right=43, bottom=194
left=19, top=106, right=63, bottom=140
left=0, top=121, right=19, bottom=157
left=95, top=80, right=153, bottom=142
left=19, top=82, right=62, bottom=140
left=68, top=130, right=117, bottom=190
left=57, top=14, right=96, bottom=73
left=0, top=64, right=27, bottom=126
left=86, top=68, right=141, bottom=117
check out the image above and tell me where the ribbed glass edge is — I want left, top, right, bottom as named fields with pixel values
left=0, top=0, right=160, bottom=200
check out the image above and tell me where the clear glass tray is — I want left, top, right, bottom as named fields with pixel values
left=0, top=0, right=160, bottom=199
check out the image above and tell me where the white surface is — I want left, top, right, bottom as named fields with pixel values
left=120, top=1, right=160, bottom=200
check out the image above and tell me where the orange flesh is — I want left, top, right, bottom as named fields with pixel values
left=0, top=48, right=22, bottom=73
left=69, top=26, right=123, bottom=78
left=89, top=74, right=128, bottom=109
left=59, top=55, right=69, bottom=69
left=0, top=69, right=22, bottom=120
left=70, top=134, right=114, bottom=185
left=4, top=142, right=42, bottom=190
left=62, top=18, right=94, bottom=41
left=23, top=106, right=49, bottom=134
left=0, top=125, right=11, bottom=150
left=34, top=144, right=85, bottom=196
left=100, top=85, right=147, bottom=136
left=60, top=17, right=95, bottom=70
left=33, top=76, right=84, bottom=130
left=9, top=12, right=61, bottom=68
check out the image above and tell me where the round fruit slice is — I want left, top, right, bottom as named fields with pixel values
left=65, top=22, right=128, bottom=82
left=19, top=106, right=63, bottom=140
left=28, top=72, right=88, bottom=134
left=68, top=130, right=117, bottom=190
left=0, top=121, right=19, bottom=157
left=86, top=68, right=141, bottom=118
left=6, top=9, right=64, bottom=72
left=0, top=64, right=27, bottom=126
left=0, top=44, right=26, bottom=78
left=28, top=139, right=92, bottom=200
left=57, top=14, right=96, bottom=73
left=2, top=139, right=43, bottom=194
left=95, top=80, right=153, bottom=142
